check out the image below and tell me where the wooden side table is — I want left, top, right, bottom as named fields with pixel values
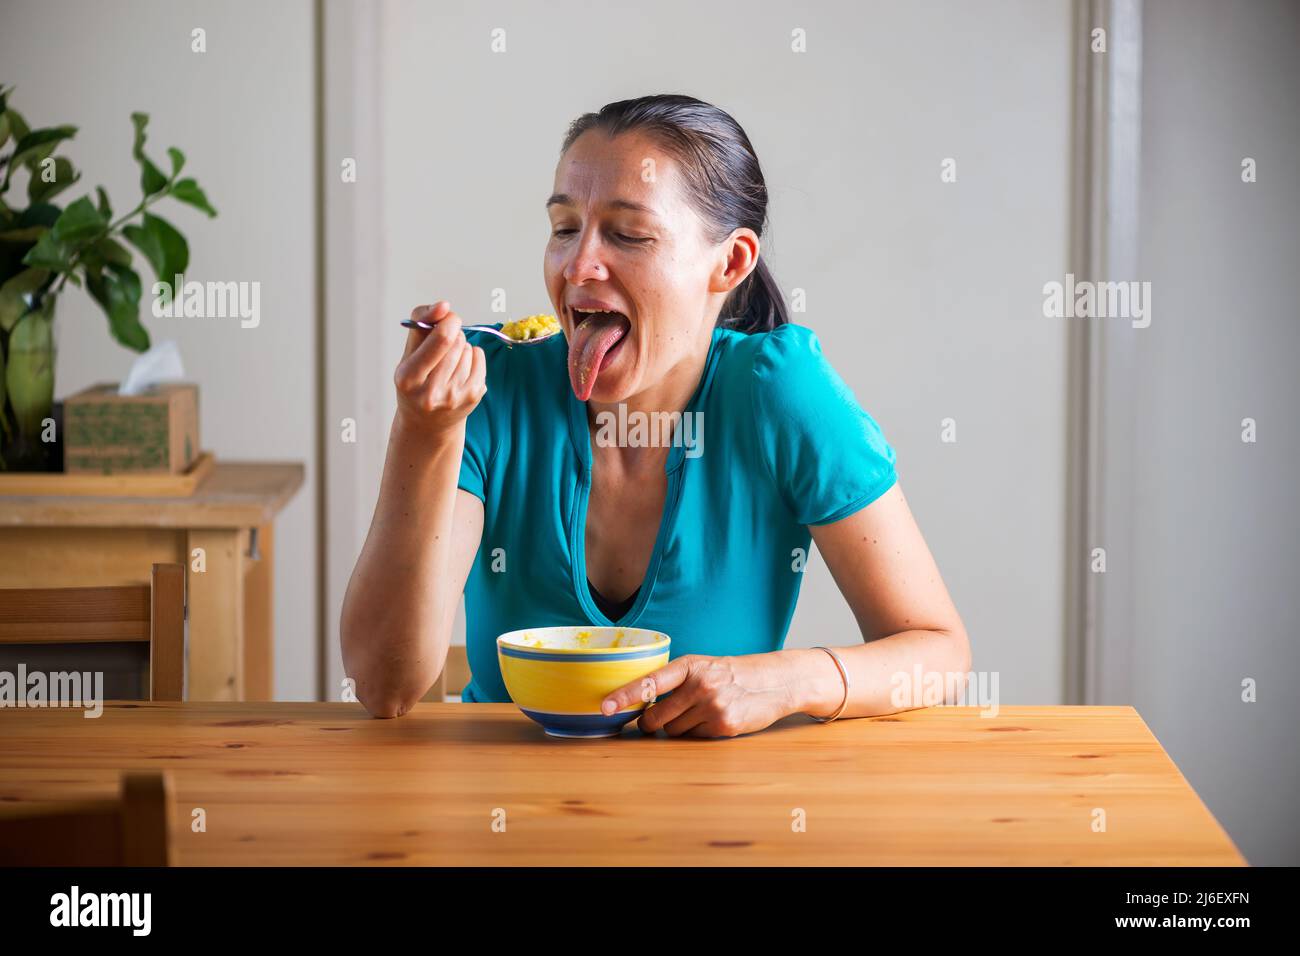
left=0, top=462, right=304, bottom=700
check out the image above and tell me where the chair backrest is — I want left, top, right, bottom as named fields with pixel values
left=0, top=770, right=174, bottom=866
left=0, top=563, right=185, bottom=701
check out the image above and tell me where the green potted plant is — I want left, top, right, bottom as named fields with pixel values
left=0, top=85, right=217, bottom=471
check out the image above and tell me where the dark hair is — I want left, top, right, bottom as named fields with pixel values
left=560, top=93, right=789, bottom=335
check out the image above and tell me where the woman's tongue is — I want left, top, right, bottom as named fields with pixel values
left=568, top=311, right=630, bottom=401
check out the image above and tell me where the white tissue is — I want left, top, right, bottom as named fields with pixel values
left=118, top=339, right=187, bottom=396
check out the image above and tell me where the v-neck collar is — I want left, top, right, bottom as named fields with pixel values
left=566, top=328, right=725, bottom=625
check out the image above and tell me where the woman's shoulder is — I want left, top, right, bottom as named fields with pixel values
left=714, top=323, right=897, bottom=524
left=710, top=322, right=850, bottom=417
left=713, top=320, right=826, bottom=368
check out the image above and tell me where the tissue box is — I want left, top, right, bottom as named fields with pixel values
left=63, top=383, right=199, bottom=475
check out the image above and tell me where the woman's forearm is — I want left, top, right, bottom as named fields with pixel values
left=778, top=627, right=972, bottom=720
left=340, top=413, right=467, bottom=716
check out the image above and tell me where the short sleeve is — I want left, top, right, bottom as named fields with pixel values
left=750, top=324, right=897, bottom=525
left=455, top=330, right=521, bottom=502
left=457, top=399, right=489, bottom=502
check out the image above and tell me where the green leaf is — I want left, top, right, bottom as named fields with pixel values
left=141, top=158, right=167, bottom=196
left=123, top=212, right=187, bottom=285
left=120, top=223, right=156, bottom=272
left=0, top=112, right=10, bottom=153
left=130, top=112, right=167, bottom=197
left=0, top=225, right=47, bottom=243
left=1, top=110, right=30, bottom=201
left=104, top=262, right=150, bottom=351
left=77, top=234, right=132, bottom=281
left=95, top=185, right=112, bottom=220
left=130, top=111, right=148, bottom=156
left=8, top=125, right=77, bottom=171
left=21, top=231, right=70, bottom=270
left=0, top=267, right=49, bottom=332
left=50, top=195, right=108, bottom=246
left=27, top=156, right=79, bottom=204
left=167, top=146, right=185, bottom=176
left=4, top=203, right=60, bottom=249
left=95, top=236, right=133, bottom=267
left=170, top=178, right=217, bottom=217
left=88, top=261, right=149, bottom=352
left=86, top=270, right=108, bottom=308
left=4, top=108, right=31, bottom=143
left=17, top=203, right=61, bottom=229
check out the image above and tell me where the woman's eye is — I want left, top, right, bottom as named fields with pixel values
left=550, top=228, right=650, bottom=244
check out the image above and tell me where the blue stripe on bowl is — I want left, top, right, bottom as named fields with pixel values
left=499, top=645, right=667, bottom=663
left=520, top=708, right=642, bottom=737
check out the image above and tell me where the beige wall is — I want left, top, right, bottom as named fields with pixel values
left=1, top=0, right=319, bottom=698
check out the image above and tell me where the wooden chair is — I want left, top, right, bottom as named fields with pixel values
left=0, top=770, right=174, bottom=866
left=0, top=563, right=186, bottom=701
left=424, top=644, right=471, bottom=701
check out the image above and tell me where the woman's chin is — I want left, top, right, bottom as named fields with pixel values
left=586, top=373, right=635, bottom=404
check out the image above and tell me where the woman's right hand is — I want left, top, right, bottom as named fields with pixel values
left=394, top=301, right=487, bottom=437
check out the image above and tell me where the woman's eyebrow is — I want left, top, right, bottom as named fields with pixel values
left=545, top=193, right=658, bottom=216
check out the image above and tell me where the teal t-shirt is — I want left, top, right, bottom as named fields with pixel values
left=455, top=322, right=897, bottom=703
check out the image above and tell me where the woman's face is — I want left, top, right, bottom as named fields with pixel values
left=545, top=129, right=755, bottom=404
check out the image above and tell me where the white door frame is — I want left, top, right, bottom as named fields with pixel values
left=318, top=0, right=388, bottom=700
left=1064, top=0, right=1144, bottom=704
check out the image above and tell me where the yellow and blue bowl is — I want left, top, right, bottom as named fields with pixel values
left=497, top=626, right=670, bottom=738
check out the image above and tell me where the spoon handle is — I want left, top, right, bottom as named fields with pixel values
left=399, top=319, right=557, bottom=346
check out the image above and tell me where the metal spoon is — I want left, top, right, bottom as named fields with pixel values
left=400, top=318, right=561, bottom=347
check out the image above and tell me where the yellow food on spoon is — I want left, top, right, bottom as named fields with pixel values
left=500, top=313, right=560, bottom=341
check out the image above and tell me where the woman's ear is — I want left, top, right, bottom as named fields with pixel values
left=710, top=228, right=760, bottom=294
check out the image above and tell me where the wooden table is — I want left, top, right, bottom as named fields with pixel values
left=0, top=462, right=304, bottom=701
left=0, top=702, right=1246, bottom=865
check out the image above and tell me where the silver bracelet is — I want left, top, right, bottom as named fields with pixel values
left=809, top=646, right=850, bottom=722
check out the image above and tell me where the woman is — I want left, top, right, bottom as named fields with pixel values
left=341, top=94, right=970, bottom=736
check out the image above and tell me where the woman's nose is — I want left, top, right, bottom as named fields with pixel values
left=563, top=229, right=608, bottom=284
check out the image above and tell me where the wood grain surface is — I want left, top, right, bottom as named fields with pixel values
left=0, top=702, right=1246, bottom=866
left=0, top=461, right=303, bottom=528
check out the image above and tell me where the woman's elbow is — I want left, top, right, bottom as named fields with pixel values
left=944, top=621, right=972, bottom=676
left=339, top=627, right=425, bottom=719
left=349, top=668, right=424, bottom=719
left=360, top=689, right=419, bottom=719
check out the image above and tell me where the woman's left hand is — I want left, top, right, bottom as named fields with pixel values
left=601, top=654, right=797, bottom=738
